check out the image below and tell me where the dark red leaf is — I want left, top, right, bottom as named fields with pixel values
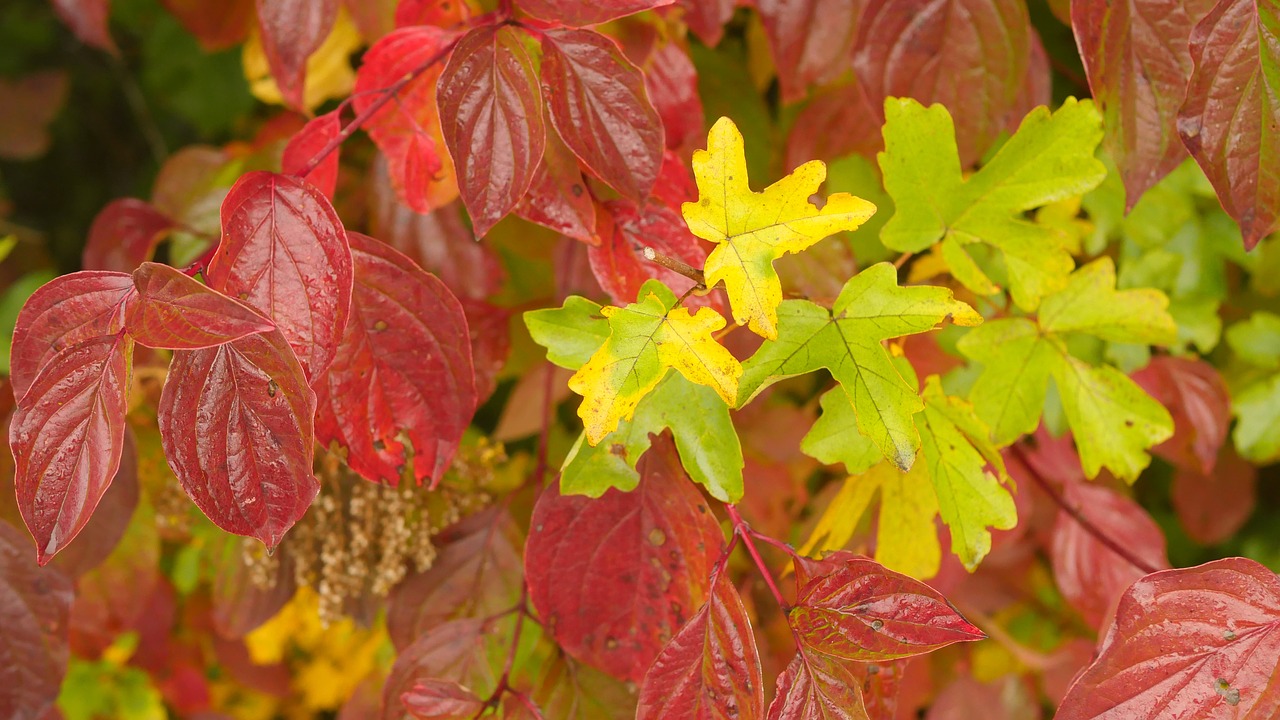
left=205, top=170, right=352, bottom=381
left=651, top=149, right=699, bottom=210
left=401, top=680, right=484, bottom=720
left=642, top=42, right=704, bottom=153
left=1057, top=557, right=1280, bottom=719
left=525, top=434, right=724, bottom=682
left=49, top=428, right=138, bottom=578
left=540, top=28, right=664, bottom=202
left=766, top=650, right=870, bottom=720
left=254, top=0, right=338, bottom=109
left=438, top=25, right=545, bottom=238
left=315, top=232, right=475, bottom=486
left=127, top=262, right=274, bottom=350
left=381, top=617, right=509, bottom=720
left=1072, top=0, right=1215, bottom=208
left=355, top=27, right=460, bottom=214
left=757, top=0, right=863, bottom=103
left=515, top=125, right=599, bottom=245
left=789, top=554, right=984, bottom=662
left=9, top=271, right=135, bottom=402
left=851, top=659, right=913, bottom=720
left=9, top=335, right=132, bottom=564
left=459, top=299, right=510, bottom=406
left=1050, top=481, right=1169, bottom=629
left=637, top=568, right=765, bottom=720
left=1131, top=355, right=1231, bottom=474
left=676, top=0, right=734, bottom=46
left=49, top=0, right=117, bottom=54
left=1007, top=29, right=1052, bottom=128
left=394, top=0, right=470, bottom=28
left=785, top=82, right=883, bottom=167
left=158, top=330, right=318, bottom=549
left=210, top=533, right=297, bottom=638
left=386, top=508, right=523, bottom=649
left=517, top=0, right=674, bottom=26
left=589, top=201, right=716, bottom=310
left=1171, top=449, right=1257, bottom=546
left=82, top=198, right=174, bottom=273
left=0, top=521, right=74, bottom=720
left=1178, top=0, right=1280, bottom=249
left=368, top=194, right=504, bottom=301
left=159, top=0, right=253, bottom=51
left=282, top=110, right=342, bottom=199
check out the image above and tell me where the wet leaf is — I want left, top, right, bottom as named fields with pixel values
left=126, top=262, right=274, bottom=350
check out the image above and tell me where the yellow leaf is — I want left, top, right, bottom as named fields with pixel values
left=682, top=117, right=877, bottom=339
left=243, top=8, right=362, bottom=111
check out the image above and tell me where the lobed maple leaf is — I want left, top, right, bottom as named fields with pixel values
left=682, top=116, right=877, bottom=340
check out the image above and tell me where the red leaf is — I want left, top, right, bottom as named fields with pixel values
left=1171, top=449, right=1257, bottom=546
left=637, top=568, right=765, bottom=720
left=82, top=198, right=174, bottom=273
left=676, top=0, right=734, bottom=46
left=282, top=110, right=342, bottom=199
left=386, top=508, right=523, bottom=649
left=437, top=25, right=545, bottom=238
left=9, top=335, right=132, bottom=564
left=314, top=232, right=475, bottom=486
left=642, top=42, right=704, bottom=153
left=767, top=651, right=870, bottom=720
left=380, top=617, right=508, bottom=720
left=0, top=71, right=70, bottom=160
left=540, top=28, right=664, bottom=202
left=1178, top=0, right=1280, bottom=249
left=854, top=0, right=1032, bottom=166
left=1072, top=0, right=1215, bottom=208
left=515, top=126, right=599, bottom=245
left=401, top=680, right=484, bottom=720
left=127, top=262, right=274, bottom=350
left=652, top=149, right=699, bottom=210
left=158, top=330, right=318, bottom=549
left=205, top=171, right=353, bottom=382
left=757, top=0, right=863, bottom=103
left=355, top=26, right=460, bottom=214
left=789, top=554, right=985, bottom=662
left=9, top=271, right=135, bottom=402
left=785, top=82, right=883, bottom=166
left=210, top=533, right=297, bottom=638
left=1057, top=557, right=1280, bottom=719
left=49, top=429, right=138, bottom=578
left=368, top=195, right=504, bottom=301
left=159, top=0, right=253, bottom=51
left=1050, top=482, right=1169, bottom=629
left=925, top=675, right=1041, bottom=720
left=1131, top=355, right=1231, bottom=474
left=525, top=434, right=724, bottom=682
left=0, top=521, right=74, bottom=720
left=254, top=0, right=338, bottom=109
left=394, top=0, right=470, bottom=28
left=588, top=201, right=717, bottom=310
left=460, top=299, right=509, bottom=405
left=517, top=0, right=674, bottom=26
left=49, top=0, right=117, bottom=54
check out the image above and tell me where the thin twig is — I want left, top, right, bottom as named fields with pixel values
left=893, top=251, right=913, bottom=270
left=727, top=504, right=790, bottom=611
left=643, top=246, right=706, bottom=288
left=746, top=528, right=802, bottom=560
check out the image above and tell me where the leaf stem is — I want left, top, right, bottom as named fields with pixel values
left=726, top=504, right=790, bottom=611
left=643, top=246, right=706, bottom=289
left=474, top=584, right=539, bottom=719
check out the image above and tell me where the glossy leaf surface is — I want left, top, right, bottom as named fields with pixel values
left=517, top=0, right=673, bottom=26
left=515, top=125, right=599, bottom=245
left=81, top=198, right=173, bottom=273
left=589, top=201, right=711, bottom=308
left=282, top=109, right=342, bottom=198
left=255, top=0, right=338, bottom=109
left=126, top=262, right=274, bottom=350
left=400, top=680, right=483, bottom=720
left=766, top=650, right=870, bottom=720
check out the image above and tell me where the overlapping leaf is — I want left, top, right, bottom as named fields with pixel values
left=255, top=0, right=338, bottom=109
left=81, top=198, right=173, bottom=273
left=125, top=262, right=273, bottom=350
left=879, top=98, right=1106, bottom=310
left=400, top=680, right=484, bottom=720
left=682, top=117, right=877, bottom=339
left=0, top=522, right=74, bottom=719
left=282, top=109, right=341, bottom=198
left=515, top=124, right=598, bottom=244
left=767, top=649, right=870, bottom=720
left=517, top=0, right=673, bottom=26
left=1131, top=356, right=1230, bottom=474
left=755, top=0, right=861, bottom=102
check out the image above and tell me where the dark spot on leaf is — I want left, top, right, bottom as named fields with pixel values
left=1224, top=629, right=1237, bottom=640
left=373, top=319, right=389, bottom=331
left=571, top=183, right=584, bottom=197
left=267, top=379, right=278, bottom=397
left=373, top=439, right=386, bottom=451
left=1125, top=419, right=1134, bottom=427
left=697, top=504, right=707, bottom=513
left=700, top=197, right=710, bottom=207
left=648, top=528, right=666, bottom=546
left=867, top=664, right=880, bottom=675
left=871, top=619, right=884, bottom=631
left=610, top=443, right=626, bottom=458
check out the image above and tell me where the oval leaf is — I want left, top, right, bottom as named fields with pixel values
left=127, top=262, right=274, bottom=350
left=158, top=329, right=318, bottom=549
left=1131, top=355, right=1231, bottom=474
left=255, top=0, right=338, bottom=109
left=82, top=198, right=173, bottom=273
left=282, top=109, right=342, bottom=198
left=515, top=124, right=599, bottom=245
left=205, top=170, right=353, bottom=381
left=517, top=0, right=674, bottom=26
left=0, top=522, right=74, bottom=720
left=756, top=0, right=862, bottom=103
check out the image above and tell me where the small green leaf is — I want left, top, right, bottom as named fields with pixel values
left=800, top=389, right=882, bottom=475
left=1227, top=312, right=1280, bottom=369
left=1038, top=257, right=1177, bottom=344
left=956, top=318, right=1059, bottom=446
left=1232, top=375, right=1280, bottom=463
left=524, top=295, right=609, bottom=370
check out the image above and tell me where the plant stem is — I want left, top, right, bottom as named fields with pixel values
left=726, top=504, right=790, bottom=611
left=643, top=246, right=706, bottom=289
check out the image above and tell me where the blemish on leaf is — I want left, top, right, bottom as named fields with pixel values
left=373, top=319, right=389, bottom=331
left=610, top=443, right=626, bottom=458
left=648, top=528, right=666, bottom=546
left=1224, top=629, right=1237, bottom=641
left=871, top=619, right=884, bottom=631
left=267, top=379, right=278, bottom=397
left=1215, top=678, right=1240, bottom=705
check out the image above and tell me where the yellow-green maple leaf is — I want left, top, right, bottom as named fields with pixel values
left=568, top=285, right=741, bottom=444
left=682, top=117, right=877, bottom=339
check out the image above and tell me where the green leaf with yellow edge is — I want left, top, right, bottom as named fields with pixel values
left=879, top=97, right=1107, bottom=310
left=739, top=262, right=981, bottom=470
left=524, top=295, right=610, bottom=370
left=682, top=116, right=877, bottom=339
left=917, top=376, right=1016, bottom=570
left=560, top=373, right=743, bottom=501
left=569, top=283, right=741, bottom=444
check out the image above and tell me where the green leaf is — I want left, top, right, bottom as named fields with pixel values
left=1037, top=257, right=1177, bottom=344
left=524, top=295, right=610, bottom=370
left=956, top=318, right=1060, bottom=446
left=0, top=234, right=16, bottom=264
left=1232, top=374, right=1280, bottom=463
left=800, top=388, right=883, bottom=475
left=1227, top=312, right=1280, bottom=369
left=739, top=262, right=980, bottom=470
left=879, top=97, right=1106, bottom=310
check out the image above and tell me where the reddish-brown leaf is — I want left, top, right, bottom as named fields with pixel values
left=437, top=25, right=545, bottom=238
left=460, top=299, right=510, bottom=405
left=210, top=533, right=297, bottom=638
left=1050, top=481, right=1169, bottom=629
left=1057, top=557, right=1280, bottom=719
left=9, top=335, right=132, bottom=564
left=540, top=28, right=664, bottom=202
left=158, top=330, right=318, bottom=549
left=517, top=0, right=674, bottom=26
left=767, top=651, right=870, bottom=720
left=589, top=200, right=717, bottom=310
left=9, top=271, right=135, bottom=402
left=1072, top=0, right=1215, bottom=208
left=757, top=0, right=863, bottom=103
left=355, top=26, right=460, bottom=214
left=925, top=675, right=1041, bottom=720
left=49, top=429, right=138, bottom=578
left=401, top=680, right=484, bottom=720
left=786, top=82, right=883, bottom=167
left=515, top=125, right=599, bottom=245
left=368, top=193, right=504, bottom=301
left=0, top=521, right=74, bottom=720
left=49, top=0, right=117, bottom=53
left=1171, top=449, right=1257, bottom=546
left=1131, top=356, right=1231, bottom=474
left=254, top=0, right=338, bottom=109
left=127, top=262, right=274, bottom=350
left=159, top=0, right=253, bottom=50
left=315, top=232, right=474, bottom=486
left=525, top=434, right=724, bottom=682
left=1178, top=0, right=1280, bottom=249
left=789, top=554, right=984, bottom=662
left=532, top=656, right=638, bottom=720
left=643, top=42, right=704, bottom=153
left=205, top=171, right=352, bottom=381
left=676, top=0, right=735, bottom=46
left=652, top=149, right=699, bottom=210
left=380, top=617, right=508, bottom=720
left=854, top=0, right=1031, bottom=166
left=386, top=508, right=523, bottom=649
left=637, top=568, right=765, bottom=720
left=0, top=71, right=69, bottom=160
left=394, top=0, right=470, bottom=28
left=282, top=109, right=342, bottom=199
left=81, top=198, right=174, bottom=273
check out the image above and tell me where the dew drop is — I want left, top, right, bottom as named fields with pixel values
left=871, top=619, right=884, bottom=631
